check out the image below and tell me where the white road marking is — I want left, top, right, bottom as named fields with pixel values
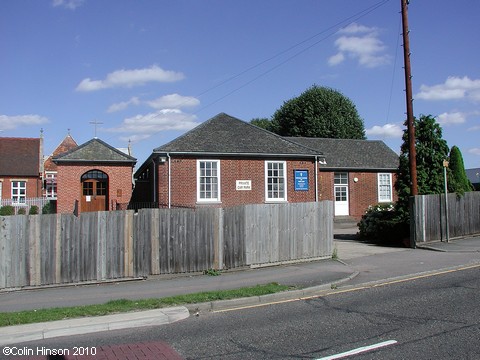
left=316, top=340, right=398, bottom=360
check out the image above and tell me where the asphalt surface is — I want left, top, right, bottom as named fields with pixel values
left=1, top=224, right=479, bottom=348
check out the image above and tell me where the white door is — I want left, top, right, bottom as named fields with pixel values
left=334, top=173, right=349, bottom=216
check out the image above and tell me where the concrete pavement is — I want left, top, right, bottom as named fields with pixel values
left=1, top=227, right=479, bottom=348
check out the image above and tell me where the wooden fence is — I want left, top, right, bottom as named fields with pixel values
left=0, top=201, right=333, bottom=290
left=411, top=191, right=480, bottom=243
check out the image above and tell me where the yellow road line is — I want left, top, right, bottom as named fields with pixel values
left=213, top=263, right=480, bottom=313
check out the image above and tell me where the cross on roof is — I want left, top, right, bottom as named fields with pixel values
left=89, top=120, right=103, bottom=138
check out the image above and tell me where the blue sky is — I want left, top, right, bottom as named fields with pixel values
left=1, top=0, right=479, bottom=170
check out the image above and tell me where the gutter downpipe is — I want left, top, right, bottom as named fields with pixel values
left=153, top=156, right=157, bottom=205
left=315, top=156, right=319, bottom=202
left=167, top=153, right=171, bottom=208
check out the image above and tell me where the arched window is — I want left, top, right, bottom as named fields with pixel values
left=81, top=170, right=108, bottom=197
left=81, top=170, right=108, bottom=181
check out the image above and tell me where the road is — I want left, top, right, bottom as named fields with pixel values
left=3, top=266, right=479, bottom=359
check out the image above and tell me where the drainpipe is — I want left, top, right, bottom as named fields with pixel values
left=152, top=157, right=157, bottom=204
left=167, top=153, right=171, bottom=208
left=315, top=156, right=319, bottom=202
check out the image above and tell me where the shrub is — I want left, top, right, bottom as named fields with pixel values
left=17, top=207, right=27, bottom=215
left=42, top=202, right=55, bottom=214
left=29, top=205, right=39, bottom=215
left=358, top=203, right=409, bottom=246
left=0, top=205, right=15, bottom=216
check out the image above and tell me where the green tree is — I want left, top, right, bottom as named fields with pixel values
left=448, top=145, right=473, bottom=194
left=271, top=85, right=366, bottom=139
left=250, top=117, right=276, bottom=132
left=395, top=114, right=450, bottom=215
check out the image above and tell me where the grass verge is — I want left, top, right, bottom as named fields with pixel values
left=0, top=282, right=293, bottom=327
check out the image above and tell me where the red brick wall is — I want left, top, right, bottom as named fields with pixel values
left=318, top=170, right=398, bottom=219
left=157, top=157, right=317, bottom=208
left=0, top=176, right=43, bottom=200
left=56, top=163, right=134, bottom=214
left=150, top=156, right=398, bottom=218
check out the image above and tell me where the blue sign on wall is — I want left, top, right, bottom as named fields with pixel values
left=294, top=170, right=309, bottom=191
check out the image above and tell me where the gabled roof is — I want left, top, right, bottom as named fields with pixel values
left=286, top=137, right=399, bottom=170
left=53, top=138, right=136, bottom=164
left=466, top=168, right=480, bottom=184
left=0, top=137, right=41, bottom=176
left=154, top=113, right=320, bottom=157
left=44, top=134, right=78, bottom=171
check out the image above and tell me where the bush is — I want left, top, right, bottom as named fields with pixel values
left=358, top=203, right=409, bottom=246
left=17, top=207, right=27, bottom=215
left=29, top=205, right=39, bottom=215
left=0, top=205, right=15, bottom=216
left=42, top=202, right=55, bottom=214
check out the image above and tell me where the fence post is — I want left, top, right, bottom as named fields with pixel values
left=213, top=208, right=224, bottom=270
left=409, top=196, right=417, bottom=248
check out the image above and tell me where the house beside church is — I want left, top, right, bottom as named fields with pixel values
left=0, top=137, right=43, bottom=204
left=131, top=113, right=399, bottom=218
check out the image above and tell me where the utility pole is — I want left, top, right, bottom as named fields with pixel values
left=401, top=0, right=418, bottom=196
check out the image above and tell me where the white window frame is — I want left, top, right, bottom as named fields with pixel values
left=197, top=160, right=221, bottom=203
left=265, top=161, right=287, bottom=202
left=11, top=180, right=26, bottom=204
left=378, top=173, right=393, bottom=202
left=45, top=171, right=57, bottom=199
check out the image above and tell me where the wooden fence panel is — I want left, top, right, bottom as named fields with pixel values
left=223, top=206, right=246, bottom=269
left=134, top=209, right=152, bottom=277
left=0, top=201, right=334, bottom=289
left=242, top=202, right=332, bottom=266
left=412, top=192, right=480, bottom=243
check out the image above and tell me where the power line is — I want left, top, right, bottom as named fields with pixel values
left=110, top=0, right=392, bottom=145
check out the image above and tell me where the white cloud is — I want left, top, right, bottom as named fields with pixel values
left=328, top=53, right=345, bottom=66
left=52, top=0, right=84, bottom=10
left=107, top=94, right=200, bottom=113
left=366, top=123, right=403, bottom=138
left=468, top=148, right=480, bottom=156
left=146, top=94, right=200, bottom=109
left=107, top=97, right=141, bottom=113
left=0, top=114, right=49, bottom=130
left=338, top=23, right=373, bottom=35
left=108, top=109, right=198, bottom=138
left=437, top=112, right=467, bottom=125
left=329, top=23, right=390, bottom=68
left=76, top=65, right=185, bottom=92
left=416, top=76, right=480, bottom=102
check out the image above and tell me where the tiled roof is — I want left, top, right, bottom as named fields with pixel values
left=0, top=137, right=40, bottom=176
left=466, top=168, right=480, bottom=184
left=286, top=137, right=399, bottom=170
left=44, top=134, right=78, bottom=171
left=53, top=138, right=136, bottom=163
left=154, top=113, right=320, bottom=156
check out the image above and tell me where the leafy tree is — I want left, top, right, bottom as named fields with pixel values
left=448, top=145, right=473, bottom=194
left=271, top=85, right=366, bottom=139
left=395, top=114, right=450, bottom=215
left=250, top=117, right=276, bottom=132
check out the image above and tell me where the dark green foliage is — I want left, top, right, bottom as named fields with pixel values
left=17, top=207, right=26, bottom=215
left=395, top=114, right=450, bottom=215
left=271, top=85, right=366, bottom=139
left=29, top=205, right=39, bottom=215
left=0, top=205, right=15, bottom=216
left=250, top=117, right=277, bottom=132
left=42, top=202, right=55, bottom=214
left=357, top=203, right=409, bottom=246
left=448, top=145, right=474, bottom=194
